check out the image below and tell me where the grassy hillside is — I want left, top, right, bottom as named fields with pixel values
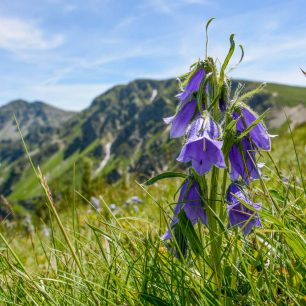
left=0, top=79, right=305, bottom=206
left=265, top=83, right=306, bottom=106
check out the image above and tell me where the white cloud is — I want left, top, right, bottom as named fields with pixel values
left=0, top=17, right=64, bottom=53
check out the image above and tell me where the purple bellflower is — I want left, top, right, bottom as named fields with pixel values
left=226, top=183, right=262, bottom=235
left=131, top=196, right=142, bottom=204
left=163, top=99, right=197, bottom=138
left=234, top=107, right=271, bottom=151
left=176, top=68, right=205, bottom=103
left=91, top=197, right=100, bottom=209
left=177, top=117, right=226, bottom=175
left=162, top=179, right=207, bottom=241
left=229, top=137, right=260, bottom=184
left=109, top=203, right=117, bottom=211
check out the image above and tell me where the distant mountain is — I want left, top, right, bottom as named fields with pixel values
left=0, top=79, right=305, bottom=205
left=0, top=100, right=75, bottom=142
left=0, top=100, right=75, bottom=196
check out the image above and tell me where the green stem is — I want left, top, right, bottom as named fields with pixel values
left=207, top=167, right=222, bottom=288
left=230, top=231, right=239, bottom=290
left=220, top=168, right=228, bottom=222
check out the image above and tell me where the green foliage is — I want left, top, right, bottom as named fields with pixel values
left=0, top=123, right=304, bottom=304
left=81, top=158, right=92, bottom=202
left=1, top=78, right=305, bottom=204
left=144, top=171, right=187, bottom=186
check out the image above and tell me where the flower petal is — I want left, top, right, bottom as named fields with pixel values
left=229, top=137, right=260, bottom=184
left=235, top=107, right=271, bottom=151
left=176, top=68, right=205, bottom=102
left=167, top=100, right=197, bottom=138
left=226, top=183, right=262, bottom=235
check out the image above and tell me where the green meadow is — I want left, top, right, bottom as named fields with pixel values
left=0, top=122, right=305, bottom=305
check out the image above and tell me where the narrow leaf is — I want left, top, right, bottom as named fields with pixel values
left=219, top=34, right=235, bottom=85
left=228, top=44, right=244, bottom=73
left=237, top=108, right=269, bottom=139
left=143, top=172, right=187, bottom=186
left=205, top=17, right=215, bottom=58
left=232, top=82, right=266, bottom=108
left=178, top=211, right=203, bottom=255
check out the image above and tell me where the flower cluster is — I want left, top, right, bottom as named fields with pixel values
left=162, top=60, right=271, bottom=250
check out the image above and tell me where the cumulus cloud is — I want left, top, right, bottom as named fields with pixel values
left=0, top=17, right=64, bottom=53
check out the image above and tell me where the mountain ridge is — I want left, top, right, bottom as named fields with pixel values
left=0, top=99, right=76, bottom=142
left=0, top=78, right=305, bottom=205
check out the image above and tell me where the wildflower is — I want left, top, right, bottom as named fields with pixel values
left=133, top=205, right=139, bottom=212
left=162, top=179, right=207, bottom=242
left=229, top=137, right=260, bottom=184
left=177, top=117, right=226, bottom=175
left=109, top=203, right=117, bottom=211
left=175, top=179, right=207, bottom=224
left=91, top=196, right=100, bottom=209
left=176, top=68, right=205, bottom=103
left=234, top=107, right=271, bottom=151
left=226, top=183, right=261, bottom=235
left=163, top=99, right=197, bottom=138
left=41, top=225, right=51, bottom=238
left=131, top=196, right=142, bottom=204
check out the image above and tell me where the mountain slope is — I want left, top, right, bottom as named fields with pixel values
left=0, top=100, right=75, bottom=196
left=0, top=100, right=75, bottom=141
left=0, top=79, right=305, bottom=204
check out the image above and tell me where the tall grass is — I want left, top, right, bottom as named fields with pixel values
left=0, top=122, right=305, bottom=305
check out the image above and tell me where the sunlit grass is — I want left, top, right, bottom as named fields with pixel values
left=0, top=124, right=305, bottom=305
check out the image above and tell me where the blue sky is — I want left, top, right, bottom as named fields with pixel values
left=0, top=0, right=305, bottom=110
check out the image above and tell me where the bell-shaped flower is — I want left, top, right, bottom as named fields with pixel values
left=234, top=107, right=271, bottom=151
left=226, top=183, right=262, bottom=235
left=177, top=117, right=226, bottom=175
left=229, top=137, right=260, bottom=184
left=162, top=179, right=207, bottom=241
left=174, top=179, right=207, bottom=225
left=163, top=99, right=197, bottom=138
left=176, top=68, right=205, bottom=103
